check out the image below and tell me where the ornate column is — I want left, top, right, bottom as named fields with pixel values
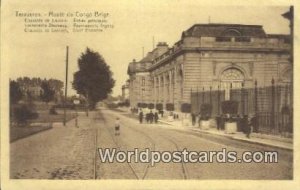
left=158, top=76, right=161, bottom=103
left=153, top=77, right=156, bottom=104
left=169, top=70, right=173, bottom=103
left=174, top=66, right=177, bottom=108
left=163, top=73, right=167, bottom=105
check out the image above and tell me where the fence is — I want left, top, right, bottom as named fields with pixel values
left=191, top=79, right=293, bottom=135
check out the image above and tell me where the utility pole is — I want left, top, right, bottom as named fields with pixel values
left=63, top=46, right=69, bottom=126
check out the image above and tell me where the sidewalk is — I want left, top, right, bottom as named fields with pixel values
left=158, top=119, right=293, bottom=151
left=10, top=111, right=97, bottom=179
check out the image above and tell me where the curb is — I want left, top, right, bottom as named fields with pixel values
left=117, top=112, right=293, bottom=151
left=231, top=136, right=293, bottom=151
left=190, top=128, right=293, bottom=151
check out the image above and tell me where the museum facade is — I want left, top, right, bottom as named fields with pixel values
left=127, top=24, right=291, bottom=112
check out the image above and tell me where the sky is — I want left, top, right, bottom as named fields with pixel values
left=2, top=1, right=291, bottom=96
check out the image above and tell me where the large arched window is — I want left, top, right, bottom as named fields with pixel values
left=220, top=68, right=245, bottom=99
left=222, top=29, right=242, bottom=37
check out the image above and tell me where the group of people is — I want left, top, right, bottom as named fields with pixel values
left=130, top=107, right=139, bottom=114
left=139, top=110, right=159, bottom=124
left=191, top=113, right=258, bottom=138
left=191, top=113, right=208, bottom=126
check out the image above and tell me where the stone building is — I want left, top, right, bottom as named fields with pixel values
left=121, top=80, right=130, bottom=102
left=127, top=24, right=291, bottom=112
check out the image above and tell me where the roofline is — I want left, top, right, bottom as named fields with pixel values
left=267, top=34, right=290, bottom=37
left=189, top=23, right=263, bottom=28
left=185, top=23, right=264, bottom=34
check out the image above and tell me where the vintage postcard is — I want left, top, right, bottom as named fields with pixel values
left=1, top=0, right=299, bottom=189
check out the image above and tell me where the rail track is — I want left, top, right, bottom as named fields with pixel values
left=93, top=110, right=189, bottom=179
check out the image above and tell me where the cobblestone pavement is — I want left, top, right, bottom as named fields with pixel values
left=10, top=109, right=293, bottom=179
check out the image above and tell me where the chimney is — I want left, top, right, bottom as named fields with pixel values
left=155, top=42, right=169, bottom=57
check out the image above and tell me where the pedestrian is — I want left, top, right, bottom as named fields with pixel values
left=145, top=113, right=148, bottom=123
left=154, top=112, right=159, bottom=123
left=161, top=110, right=164, bottom=117
left=139, top=111, right=143, bottom=123
left=216, top=115, right=221, bottom=130
left=236, top=114, right=241, bottom=131
left=196, top=114, right=199, bottom=127
left=251, top=114, right=258, bottom=133
left=149, top=111, right=154, bottom=124
left=115, top=117, right=120, bottom=136
left=243, top=115, right=251, bottom=138
left=191, top=113, right=196, bottom=126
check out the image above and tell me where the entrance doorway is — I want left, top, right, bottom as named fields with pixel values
left=220, top=68, right=245, bottom=100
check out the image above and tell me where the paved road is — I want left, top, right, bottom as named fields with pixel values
left=10, top=109, right=293, bottom=179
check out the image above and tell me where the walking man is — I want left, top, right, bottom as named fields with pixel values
left=139, top=111, right=143, bottom=124
left=115, top=117, right=120, bottom=136
left=149, top=111, right=154, bottom=124
left=154, top=112, right=159, bottom=123
left=243, top=115, right=252, bottom=138
left=191, top=113, right=196, bottom=126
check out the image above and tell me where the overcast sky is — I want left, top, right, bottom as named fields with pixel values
left=2, top=0, right=290, bottom=96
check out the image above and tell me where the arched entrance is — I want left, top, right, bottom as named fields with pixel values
left=220, top=68, right=245, bottom=100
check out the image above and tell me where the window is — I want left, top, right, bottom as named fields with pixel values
left=216, top=37, right=231, bottom=42
left=217, top=28, right=242, bottom=42
left=222, top=29, right=241, bottom=37
left=235, top=37, right=251, bottom=42
left=141, top=88, right=145, bottom=100
left=142, top=78, right=145, bottom=86
left=283, top=38, right=291, bottom=44
left=220, top=68, right=245, bottom=100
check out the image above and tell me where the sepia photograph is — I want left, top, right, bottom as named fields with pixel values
left=1, top=0, right=298, bottom=189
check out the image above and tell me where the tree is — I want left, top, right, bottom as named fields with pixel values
left=48, top=78, right=64, bottom=103
left=10, top=80, right=23, bottom=105
left=73, top=48, right=115, bottom=109
left=48, top=78, right=64, bottom=93
left=40, top=81, right=55, bottom=104
left=13, top=104, right=39, bottom=126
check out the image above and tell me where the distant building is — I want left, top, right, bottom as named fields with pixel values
left=128, top=42, right=169, bottom=107
left=121, top=80, right=130, bottom=102
left=127, top=24, right=291, bottom=112
left=16, top=77, right=64, bottom=102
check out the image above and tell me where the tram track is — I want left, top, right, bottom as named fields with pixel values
left=93, top=110, right=190, bottom=180
left=105, top=110, right=189, bottom=179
